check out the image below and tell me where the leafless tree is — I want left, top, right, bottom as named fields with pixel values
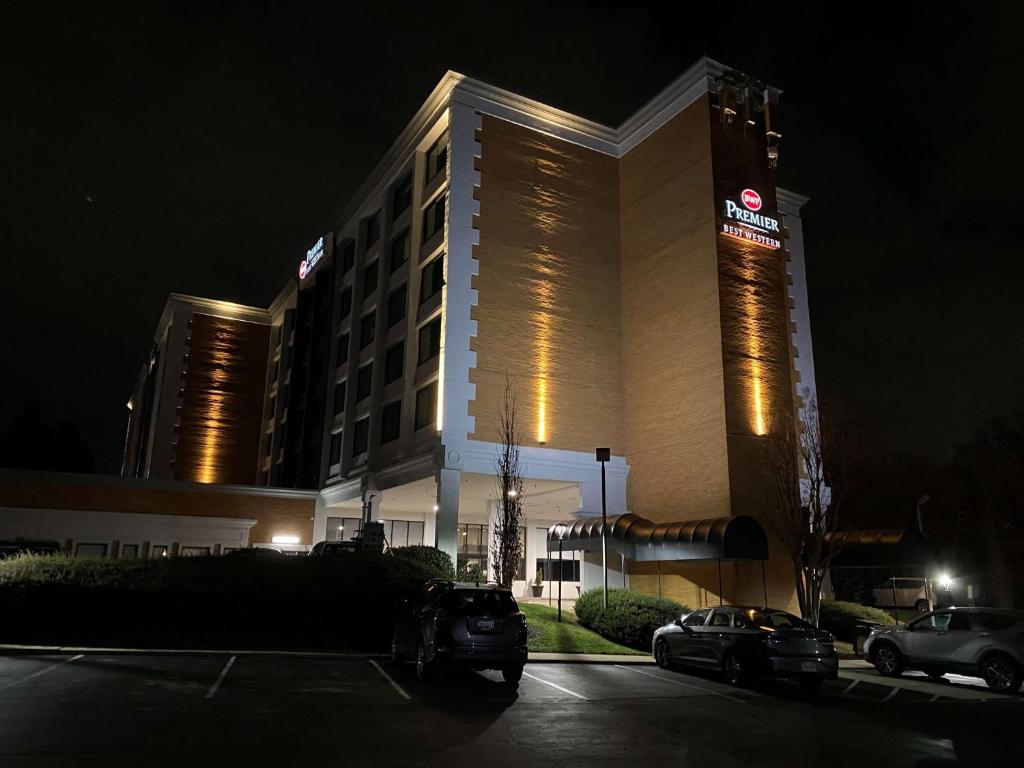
left=491, top=375, right=525, bottom=588
left=763, top=392, right=851, bottom=626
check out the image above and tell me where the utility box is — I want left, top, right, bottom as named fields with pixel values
left=359, top=521, right=385, bottom=554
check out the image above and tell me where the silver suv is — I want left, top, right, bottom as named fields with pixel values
left=863, top=607, right=1024, bottom=692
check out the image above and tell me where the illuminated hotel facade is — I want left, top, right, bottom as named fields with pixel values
left=117, top=57, right=818, bottom=607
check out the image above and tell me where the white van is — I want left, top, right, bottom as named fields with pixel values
left=873, top=577, right=935, bottom=612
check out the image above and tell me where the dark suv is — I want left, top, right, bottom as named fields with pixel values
left=392, top=580, right=528, bottom=686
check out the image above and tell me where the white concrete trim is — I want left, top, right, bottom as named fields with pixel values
left=777, top=189, right=818, bottom=409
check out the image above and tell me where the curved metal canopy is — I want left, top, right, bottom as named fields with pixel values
left=546, top=513, right=768, bottom=562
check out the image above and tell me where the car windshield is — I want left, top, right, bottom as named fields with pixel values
left=443, top=589, right=518, bottom=616
left=735, top=610, right=813, bottom=630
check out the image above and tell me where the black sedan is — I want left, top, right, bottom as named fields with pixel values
left=652, top=605, right=838, bottom=695
left=392, top=579, right=528, bottom=686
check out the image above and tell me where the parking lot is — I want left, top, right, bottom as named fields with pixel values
left=1, top=651, right=1021, bottom=766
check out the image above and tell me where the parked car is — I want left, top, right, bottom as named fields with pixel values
left=0, top=539, right=63, bottom=559
left=863, top=607, right=1024, bottom=692
left=652, top=605, right=839, bottom=696
left=872, top=577, right=935, bottom=612
left=391, top=579, right=528, bottom=686
left=308, top=540, right=357, bottom=556
left=225, top=547, right=283, bottom=557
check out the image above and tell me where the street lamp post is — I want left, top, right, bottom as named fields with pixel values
left=555, top=523, right=566, bottom=623
left=596, top=448, right=610, bottom=609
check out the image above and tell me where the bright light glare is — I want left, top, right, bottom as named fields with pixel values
left=272, top=535, right=300, bottom=545
left=938, top=573, right=952, bottom=589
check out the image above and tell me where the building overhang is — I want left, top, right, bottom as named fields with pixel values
left=546, top=513, right=769, bottom=562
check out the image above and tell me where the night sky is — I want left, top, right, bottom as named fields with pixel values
left=3, top=1, right=1021, bottom=475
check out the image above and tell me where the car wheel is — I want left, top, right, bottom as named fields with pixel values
left=872, top=642, right=904, bottom=677
left=502, top=664, right=523, bottom=688
left=914, top=599, right=929, bottom=613
left=390, top=634, right=404, bottom=665
left=979, top=653, right=1022, bottom=693
left=415, top=639, right=433, bottom=682
left=722, top=652, right=745, bottom=686
left=800, top=677, right=823, bottom=698
left=654, top=640, right=671, bottom=669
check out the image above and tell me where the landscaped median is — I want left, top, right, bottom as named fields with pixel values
left=519, top=603, right=644, bottom=656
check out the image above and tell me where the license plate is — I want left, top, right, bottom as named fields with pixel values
left=801, top=661, right=820, bottom=672
left=476, top=620, right=495, bottom=631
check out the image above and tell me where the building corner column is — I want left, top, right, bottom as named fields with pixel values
left=435, top=467, right=460, bottom=567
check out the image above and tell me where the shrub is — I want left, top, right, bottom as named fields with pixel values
left=388, top=545, right=454, bottom=580
left=819, top=600, right=896, bottom=642
left=575, top=588, right=686, bottom=650
left=0, top=552, right=441, bottom=650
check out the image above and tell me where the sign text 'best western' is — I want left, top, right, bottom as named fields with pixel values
left=721, top=188, right=781, bottom=249
left=298, top=236, right=325, bottom=280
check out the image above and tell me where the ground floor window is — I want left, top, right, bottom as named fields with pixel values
left=180, top=546, right=210, bottom=557
left=120, top=544, right=139, bottom=559
left=151, top=545, right=168, bottom=558
left=538, top=557, right=580, bottom=582
left=457, top=523, right=488, bottom=581
left=382, top=520, right=425, bottom=549
left=74, top=542, right=107, bottom=558
left=326, top=516, right=362, bottom=542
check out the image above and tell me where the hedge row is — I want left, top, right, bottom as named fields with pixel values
left=819, top=600, right=896, bottom=642
left=575, top=588, right=686, bottom=650
left=0, top=551, right=448, bottom=650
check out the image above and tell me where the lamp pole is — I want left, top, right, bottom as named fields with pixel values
left=596, top=448, right=610, bottom=609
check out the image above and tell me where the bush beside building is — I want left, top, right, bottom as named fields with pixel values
left=575, top=588, right=686, bottom=650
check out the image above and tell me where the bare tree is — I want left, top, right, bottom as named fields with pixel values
left=490, top=376, right=525, bottom=588
left=763, top=392, right=851, bottom=626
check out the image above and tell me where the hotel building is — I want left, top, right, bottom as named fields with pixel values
left=6, top=57, right=819, bottom=609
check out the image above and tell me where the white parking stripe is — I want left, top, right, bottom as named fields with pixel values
left=0, top=654, right=83, bottom=691
left=842, top=680, right=859, bottom=695
left=521, top=671, right=588, bottom=701
left=614, top=664, right=747, bottom=703
left=204, top=656, right=236, bottom=699
left=881, top=687, right=900, bottom=702
left=368, top=660, right=411, bottom=701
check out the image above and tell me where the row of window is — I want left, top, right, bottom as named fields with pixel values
left=325, top=516, right=426, bottom=548
left=72, top=543, right=204, bottom=559
left=336, top=252, right=445, bottom=325
left=328, top=380, right=437, bottom=464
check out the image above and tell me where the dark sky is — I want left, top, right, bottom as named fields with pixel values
left=3, top=1, right=1021, bottom=474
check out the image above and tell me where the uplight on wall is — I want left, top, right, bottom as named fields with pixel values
left=272, top=535, right=300, bottom=545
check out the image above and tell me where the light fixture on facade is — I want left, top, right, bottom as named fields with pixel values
left=272, top=535, right=300, bottom=545
left=432, top=504, right=439, bottom=512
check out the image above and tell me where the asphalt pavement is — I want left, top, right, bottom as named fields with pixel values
left=0, top=651, right=1021, bottom=766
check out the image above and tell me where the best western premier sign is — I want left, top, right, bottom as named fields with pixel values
left=721, top=188, right=781, bottom=249
left=298, top=236, right=325, bottom=280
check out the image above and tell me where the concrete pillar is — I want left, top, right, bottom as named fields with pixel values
left=578, top=465, right=628, bottom=516
left=435, top=468, right=460, bottom=565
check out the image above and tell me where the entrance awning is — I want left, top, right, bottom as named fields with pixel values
left=546, top=513, right=768, bottom=562
left=825, top=528, right=938, bottom=568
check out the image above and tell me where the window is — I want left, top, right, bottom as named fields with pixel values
left=362, top=261, right=378, bottom=298
left=387, top=284, right=407, bottom=327
left=382, top=519, right=424, bottom=548
left=336, top=333, right=349, bottom=364
left=365, top=210, right=381, bottom=247
left=327, top=516, right=362, bottom=542
left=341, top=240, right=355, bottom=273
left=392, top=174, right=412, bottom=217
left=709, top=610, right=732, bottom=628
left=352, top=417, right=370, bottom=456
left=339, top=287, right=352, bottom=320
left=414, top=382, right=437, bottom=430
left=418, top=317, right=441, bottom=364
left=456, top=523, right=487, bottom=580
left=538, top=557, right=580, bottom=582
left=180, top=546, right=210, bottom=558
left=389, top=229, right=410, bottom=272
left=151, top=545, right=169, bottom=558
left=419, top=256, right=444, bottom=303
left=970, top=612, right=1019, bottom=632
left=75, top=543, right=107, bottom=558
left=682, top=610, right=709, bottom=627
left=356, top=364, right=373, bottom=401
left=425, top=134, right=448, bottom=184
left=380, top=400, right=401, bottom=444
left=384, top=342, right=404, bottom=384
left=422, top=193, right=446, bottom=243
left=333, top=381, right=346, bottom=414
left=359, top=311, right=376, bottom=349
left=120, top=544, right=139, bottom=559
left=329, top=430, right=343, bottom=464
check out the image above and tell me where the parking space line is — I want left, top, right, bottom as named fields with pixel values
left=842, top=680, right=859, bottom=695
left=881, top=687, right=900, bottom=702
left=368, top=660, right=411, bottom=701
left=0, top=654, right=83, bottom=692
left=614, top=664, right=747, bottom=703
left=521, top=671, right=588, bottom=701
left=204, top=655, right=236, bottom=699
